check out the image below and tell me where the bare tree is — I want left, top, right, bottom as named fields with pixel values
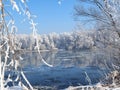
left=74, top=0, right=120, bottom=36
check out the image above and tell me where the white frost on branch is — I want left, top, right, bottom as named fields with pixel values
left=21, top=0, right=25, bottom=3
left=10, top=0, right=20, bottom=12
left=58, top=1, right=61, bottom=5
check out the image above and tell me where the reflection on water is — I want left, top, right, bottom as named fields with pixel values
left=18, top=48, right=119, bottom=89
left=20, top=48, right=119, bottom=69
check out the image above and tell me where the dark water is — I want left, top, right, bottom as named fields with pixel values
left=23, top=66, right=106, bottom=89
left=12, top=49, right=118, bottom=89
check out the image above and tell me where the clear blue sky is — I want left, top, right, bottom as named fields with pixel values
left=15, top=0, right=77, bottom=34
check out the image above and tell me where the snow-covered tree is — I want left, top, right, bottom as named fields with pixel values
left=74, top=0, right=120, bottom=36
left=0, top=0, right=36, bottom=89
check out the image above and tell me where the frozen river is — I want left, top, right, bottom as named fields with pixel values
left=16, top=49, right=119, bottom=89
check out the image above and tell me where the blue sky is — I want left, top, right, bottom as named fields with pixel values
left=14, top=0, right=77, bottom=34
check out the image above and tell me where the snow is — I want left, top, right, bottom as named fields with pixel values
left=0, top=86, right=22, bottom=90
left=1, top=30, right=119, bottom=90
left=2, top=85, right=120, bottom=90
left=15, top=30, right=120, bottom=51
left=65, top=86, right=120, bottom=90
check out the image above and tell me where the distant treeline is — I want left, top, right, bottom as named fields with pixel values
left=16, top=30, right=120, bottom=51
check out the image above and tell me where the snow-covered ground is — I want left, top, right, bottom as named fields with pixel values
left=65, top=85, right=120, bottom=90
